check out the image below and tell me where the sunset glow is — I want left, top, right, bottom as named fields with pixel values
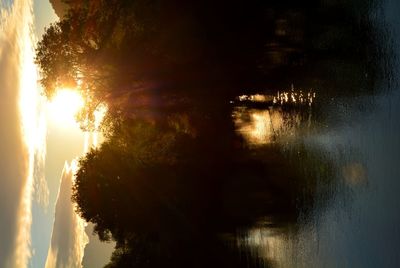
left=46, top=89, right=84, bottom=127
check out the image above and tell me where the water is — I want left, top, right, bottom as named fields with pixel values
left=231, top=1, right=400, bottom=266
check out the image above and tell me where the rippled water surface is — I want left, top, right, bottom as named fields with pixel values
left=227, top=2, right=400, bottom=267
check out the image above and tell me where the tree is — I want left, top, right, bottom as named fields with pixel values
left=72, top=117, right=195, bottom=239
left=36, top=0, right=167, bottom=130
left=71, top=115, right=246, bottom=267
left=35, top=20, right=81, bottom=98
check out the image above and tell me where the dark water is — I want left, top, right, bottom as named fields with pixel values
left=229, top=1, right=400, bottom=267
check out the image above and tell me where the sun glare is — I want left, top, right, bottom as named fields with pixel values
left=47, top=89, right=84, bottom=127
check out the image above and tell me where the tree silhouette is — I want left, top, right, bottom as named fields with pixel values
left=72, top=117, right=196, bottom=236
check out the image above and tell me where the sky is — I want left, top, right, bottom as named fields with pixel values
left=0, top=1, right=44, bottom=266
left=0, top=0, right=113, bottom=267
left=31, top=2, right=114, bottom=268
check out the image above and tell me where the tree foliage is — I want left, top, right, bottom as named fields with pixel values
left=35, top=20, right=80, bottom=97
left=72, top=117, right=195, bottom=239
left=72, top=113, right=248, bottom=267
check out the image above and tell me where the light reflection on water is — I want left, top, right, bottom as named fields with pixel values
left=232, top=64, right=400, bottom=267
left=232, top=89, right=400, bottom=267
left=233, top=108, right=284, bottom=145
left=233, top=90, right=314, bottom=146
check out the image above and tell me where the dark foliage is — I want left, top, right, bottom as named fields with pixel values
left=38, top=0, right=383, bottom=109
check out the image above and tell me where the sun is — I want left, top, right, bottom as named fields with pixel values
left=47, top=89, right=84, bottom=127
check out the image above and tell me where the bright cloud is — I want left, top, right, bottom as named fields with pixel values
left=0, top=0, right=47, bottom=267
left=45, top=161, right=89, bottom=268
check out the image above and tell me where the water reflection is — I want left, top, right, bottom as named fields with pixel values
left=342, top=162, right=368, bottom=187
left=231, top=96, right=400, bottom=266
left=233, top=108, right=282, bottom=145
left=232, top=91, right=377, bottom=267
left=237, top=224, right=290, bottom=268
left=231, top=61, right=400, bottom=267
left=233, top=89, right=315, bottom=146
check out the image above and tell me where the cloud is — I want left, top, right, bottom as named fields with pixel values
left=82, top=223, right=115, bottom=268
left=45, top=161, right=89, bottom=268
left=0, top=0, right=47, bottom=267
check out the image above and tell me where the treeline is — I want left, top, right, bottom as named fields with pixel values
left=36, top=0, right=382, bottom=267
left=37, top=0, right=381, bottom=115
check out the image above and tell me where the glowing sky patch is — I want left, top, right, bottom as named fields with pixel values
left=0, top=0, right=47, bottom=267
